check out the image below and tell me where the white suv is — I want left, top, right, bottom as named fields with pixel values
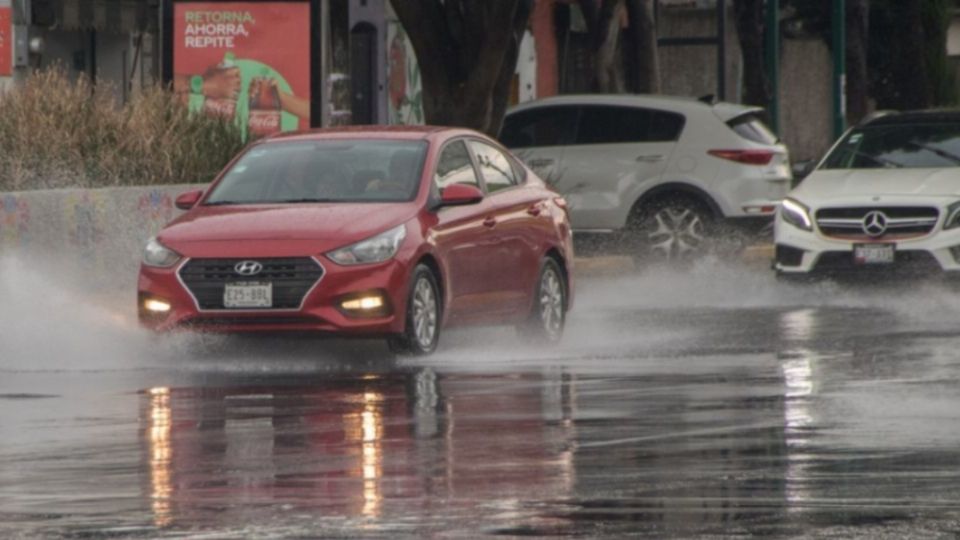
left=775, top=111, right=960, bottom=279
left=499, top=94, right=791, bottom=260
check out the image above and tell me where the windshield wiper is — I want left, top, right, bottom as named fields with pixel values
left=274, top=198, right=337, bottom=203
left=203, top=200, right=245, bottom=206
left=905, top=140, right=960, bottom=165
left=844, top=149, right=904, bottom=168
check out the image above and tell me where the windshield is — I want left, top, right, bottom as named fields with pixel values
left=204, top=139, right=428, bottom=204
left=821, top=123, right=960, bottom=170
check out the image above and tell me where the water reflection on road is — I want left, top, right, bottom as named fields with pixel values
left=5, top=262, right=960, bottom=537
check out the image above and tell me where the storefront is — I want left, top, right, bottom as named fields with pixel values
left=10, top=0, right=160, bottom=99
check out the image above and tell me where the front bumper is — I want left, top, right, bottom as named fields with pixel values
left=138, top=256, right=410, bottom=334
left=773, top=218, right=960, bottom=277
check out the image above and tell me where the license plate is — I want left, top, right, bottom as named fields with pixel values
left=853, top=243, right=895, bottom=265
left=223, top=281, right=272, bottom=308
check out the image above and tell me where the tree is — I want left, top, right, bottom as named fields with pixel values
left=733, top=0, right=771, bottom=108
left=577, top=0, right=660, bottom=93
left=389, top=0, right=533, bottom=136
left=761, top=0, right=871, bottom=124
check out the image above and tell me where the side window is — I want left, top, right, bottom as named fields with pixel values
left=469, top=141, right=517, bottom=193
left=499, top=106, right=579, bottom=149
left=434, top=140, right=480, bottom=192
left=574, top=106, right=684, bottom=145
left=650, top=111, right=686, bottom=141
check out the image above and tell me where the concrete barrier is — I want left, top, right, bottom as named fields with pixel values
left=0, top=185, right=201, bottom=287
left=0, top=185, right=775, bottom=290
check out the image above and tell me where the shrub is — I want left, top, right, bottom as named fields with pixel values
left=0, top=67, right=246, bottom=192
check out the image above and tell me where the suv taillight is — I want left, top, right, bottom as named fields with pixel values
left=708, top=149, right=775, bottom=166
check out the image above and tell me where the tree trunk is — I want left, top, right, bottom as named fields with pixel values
left=845, top=0, right=870, bottom=123
left=595, top=1, right=626, bottom=92
left=390, top=0, right=532, bottom=135
left=733, top=0, right=771, bottom=108
left=893, top=2, right=930, bottom=109
left=624, top=0, right=660, bottom=94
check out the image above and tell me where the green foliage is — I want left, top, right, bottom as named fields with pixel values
left=0, top=67, right=246, bottom=192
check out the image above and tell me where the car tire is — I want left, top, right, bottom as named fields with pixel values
left=519, top=257, right=567, bottom=344
left=628, top=195, right=714, bottom=265
left=387, top=264, right=441, bottom=356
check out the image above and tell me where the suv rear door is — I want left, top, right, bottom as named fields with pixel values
left=558, top=105, right=684, bottom=230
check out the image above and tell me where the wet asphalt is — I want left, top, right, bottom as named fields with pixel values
left=5, top=256, right=960, bottom=538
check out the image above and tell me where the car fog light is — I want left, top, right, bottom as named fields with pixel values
left=338, top=290, right=391, bottom=318
left=950, top=245, right=960, bottom=263
left=342, top=296, right=384, bottom=311
left=144, top=298, right=172, bottom=313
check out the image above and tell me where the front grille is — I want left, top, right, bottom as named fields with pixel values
left=179, top=258, right=324, bottom=310
left=815, top=206, right=939, bottom=239
left=812, top=250, right=941, bottom=277
left=186, top=316, right=319, bottom=327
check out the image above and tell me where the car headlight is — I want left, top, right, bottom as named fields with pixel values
left=142, top=237, right=182, bottom=268
left=326, top=224, right=407, bottom=266
left=945, top=201, right=960, bottom=230
left=780, top=198, right=813, bottom=231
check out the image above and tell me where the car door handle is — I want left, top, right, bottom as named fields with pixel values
left=527, top=158, right=555, bottom=168
left=636, top=154, right=664, bottom=163
left=483, top=217, right=497, bottom=228
left=527, top=204, right=542, bottom=217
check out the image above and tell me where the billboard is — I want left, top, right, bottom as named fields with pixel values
left=0, top=7, right=11, bottom=76
left=172, top=2, right=311, bottom=139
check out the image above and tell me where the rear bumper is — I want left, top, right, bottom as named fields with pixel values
left=138, top=257, right=411, bottom=334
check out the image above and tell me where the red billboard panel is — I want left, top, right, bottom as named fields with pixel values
left=172, top=2, right=311, bottom=138
left=0, top=8, right=12, bottom=76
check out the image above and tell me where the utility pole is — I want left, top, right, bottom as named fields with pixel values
left=832, top=0, right=846, bottom=138
left=764, top=0, right=779, bottom=134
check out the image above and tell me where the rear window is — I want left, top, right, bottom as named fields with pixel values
left=727, top=113, right=778, bottom=145
left=821, top=123, right=960, bottom=169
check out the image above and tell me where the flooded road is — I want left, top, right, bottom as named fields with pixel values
left=4, top=256, right=960, bottom=538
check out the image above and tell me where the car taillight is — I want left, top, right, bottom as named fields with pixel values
left=708, top=149, right=776, bottom=166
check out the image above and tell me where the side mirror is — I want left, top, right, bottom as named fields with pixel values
left=791, top=160, right=815, bottom=185
left=175, top=190, right=203, bottom=210
left=439, top=184, right=484, bottom=207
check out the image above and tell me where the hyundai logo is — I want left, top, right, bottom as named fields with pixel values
left=234, top=260, right=263, bottom=276
left=861, top=211, right=888, bottom=237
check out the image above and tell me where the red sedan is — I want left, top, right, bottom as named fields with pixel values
left=138, top=126, right=574, bottom=354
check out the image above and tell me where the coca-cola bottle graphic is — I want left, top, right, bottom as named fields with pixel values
left=248, top=69, right=282, bottom=137
left=203, top=52, right=238, bottom=119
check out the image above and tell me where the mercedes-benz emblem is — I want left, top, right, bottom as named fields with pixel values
left=234, top=260, right=263, bottom=276
left=861, top=210, right=888, bottom=237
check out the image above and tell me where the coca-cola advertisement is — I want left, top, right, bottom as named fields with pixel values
left=0, top=7, right=11, bottom=77
left=172, top=2, right=311, bottom=139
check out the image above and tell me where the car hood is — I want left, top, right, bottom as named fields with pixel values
left=159, top=203, right=417, bottom=257
left=793, top=168, right=960, bottom=203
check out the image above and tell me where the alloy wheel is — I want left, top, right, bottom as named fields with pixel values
left=538, top=265, right=565, bottom=340
left=411, top=276, right=438, bottom=350
left=645, top=205, right=707, bottom=259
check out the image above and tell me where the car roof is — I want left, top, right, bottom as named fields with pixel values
left=861, top=110, right=960, bottom=127
left=505, top=93, right=763, bottom=121
left=259, top=125, right=477, bottom=143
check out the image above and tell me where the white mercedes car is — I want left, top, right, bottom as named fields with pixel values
left=775, top=111, right=960, bottom=278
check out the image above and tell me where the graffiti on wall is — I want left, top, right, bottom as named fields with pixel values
left=0, top=195, right=30, bottom=248
left=138, top=190, right=175, bottom=233
left=65, top=191, right=108, bottom=272
left=386, top=22, right=423, bottom=126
